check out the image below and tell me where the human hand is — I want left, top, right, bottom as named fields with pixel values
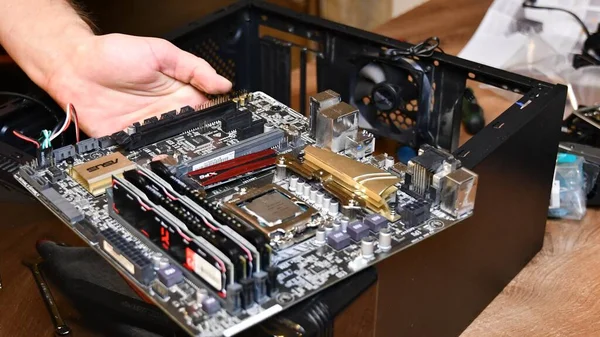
left=45, top=33, right=232, bottom=137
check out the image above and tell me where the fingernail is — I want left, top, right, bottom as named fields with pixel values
left=219, top=76, right=233, bottom=89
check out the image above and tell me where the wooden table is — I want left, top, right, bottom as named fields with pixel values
left=2, top=1, right=599, bottom=336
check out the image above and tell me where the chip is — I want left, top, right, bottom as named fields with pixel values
left=223, top=184, right=319, bottom=244
left=242, top=190, right=304, bottom=227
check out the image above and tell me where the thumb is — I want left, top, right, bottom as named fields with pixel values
left=153, top=39, right=232, bottom=94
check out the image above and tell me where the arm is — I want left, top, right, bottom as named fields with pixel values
left=0, top=0, right=232, bottom=137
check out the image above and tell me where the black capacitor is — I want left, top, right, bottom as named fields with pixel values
left=266, top=266, right=280, bottom=296
left=240, top=278, right=255, bottom=309
left=253, top=271, right=268, bottom=302
left=225, top=283, right=243, bottom=314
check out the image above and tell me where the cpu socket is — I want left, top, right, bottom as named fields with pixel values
left=223, top=184, right=320, bottom=245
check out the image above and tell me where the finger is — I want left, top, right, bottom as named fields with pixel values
left=152, top=39, right=232, bottom=94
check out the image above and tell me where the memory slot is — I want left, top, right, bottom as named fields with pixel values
left=111, top=176, right=233, bottom=295
left=137, top=166, right=263, bottom=273
left=123, top=169, right=250, bottom=280
left=150, top=161, right=272, bottom=268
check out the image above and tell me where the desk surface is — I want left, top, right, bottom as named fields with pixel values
left=1, top=1, right=600, bottom=336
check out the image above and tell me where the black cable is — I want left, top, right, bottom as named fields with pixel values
left=0, top=91, right=65, bottom=146
left=383, top=36, right=444, bottom=58
left=523, top=2, right=591, bottom=37
left=0, top=91, right=55, bottom=114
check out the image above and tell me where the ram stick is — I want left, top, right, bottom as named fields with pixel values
left=150, top=161, right=271, bottom=268
left=123, top=169, right=251, bottom=280
left=138, top=166, right=263, bottom=273
left=111, top=176, right=232, bottom=294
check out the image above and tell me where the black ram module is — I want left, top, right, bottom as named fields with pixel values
left=149, top=161, right=271, bottom=267
left=111, top=176, right=231, bottom=294
left=111, top=101, right=236, bottom=151
left=122, top=169, right=249, bottom=280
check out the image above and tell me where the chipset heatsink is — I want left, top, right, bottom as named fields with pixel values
left=69, top=152, right=135, bottom=196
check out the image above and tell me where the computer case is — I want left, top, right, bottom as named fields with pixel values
left=161, top=2, right=566, bottom=336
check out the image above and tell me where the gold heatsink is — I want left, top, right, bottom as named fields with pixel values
left=281, top=146, right=400, bottom=220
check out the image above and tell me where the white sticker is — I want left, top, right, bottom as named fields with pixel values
left=186, top=248, right=223, bottom=290
left=192, top=151, right=235, bottom=171
left=550, top=180, right=560, bottom=209
left=103, top=241, right=135, bottom=275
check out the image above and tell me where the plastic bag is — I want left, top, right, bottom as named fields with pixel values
left=548, top=153, right=587, bottom=220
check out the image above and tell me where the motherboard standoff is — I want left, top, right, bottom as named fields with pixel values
left=16, top=90, right=478, bottom=336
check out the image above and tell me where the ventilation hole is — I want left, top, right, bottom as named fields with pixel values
left=410, top=99, right=417, bottom=105
left=362, top=97, right=371, bottom=105
left=413, top=106, right=418, bottom=112
left=468, top=72, right=476, bottom=79
left=405, top=117, right=412, bottom=125
left=434, top=60, right=440, bottom=66
left=261, top=15, right=268, bottom=21
left=406, top=104, right=414, bottom=112
left=408, top=75, right=413, bottom=83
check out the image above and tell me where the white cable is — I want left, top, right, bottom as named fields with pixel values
left=50, top=104, right=72, bottom=141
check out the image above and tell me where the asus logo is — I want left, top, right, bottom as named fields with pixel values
left=87, top=159, right=119, bottom=172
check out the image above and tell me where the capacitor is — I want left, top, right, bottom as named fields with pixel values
left=332, top=221, right=341, bottom=232
left=240, top=278, right=255, bottom=309
left=340, top=217, right=350, bottom=232
left=289, top=176, right=299, bottom=192
left=196, top=287, right=209, bottom=303
left=266, top=266, right=280, bottom=296
left=379, top=228, right=392, bottom=251
left=303, top=184, right=311, bottom=199
left=264, top=123, right=275, bottom=133
left=152, top=254, right=163, bottom=270
left=159, top=257, right=170, bottom=269
left=309, top=188, right=318, bottom=203
left=324, top=223, right=334, bottom=237
left=315, top=192, right=324, bottom=209
left=315, top=227, right=326, bottom=245
left=329, top=201, right=339, bottom=216
left=275, top=158, right=287, bottom=182
left=225, top=283, right=243, bottom=314
left=322, top=196, right=331, bottom=213
left=253, top=271, right=268, bottom=303
left=384, top=155, right=395, bottom=170
left=296, top=181, right=305, bottom=196
left=126, top=125, right=136, bottom=135
left=361, top=236, right=375, bottom=259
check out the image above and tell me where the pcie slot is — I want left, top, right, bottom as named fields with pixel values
left=112, top=100, right=236, bottom=151
left=122, top=169, right=252, bottom=280
left=150, top=161, right=272, bottom=269
left=137, top=165, right=263, bottom=273
left=111, top=176, right=233, bottom=295
left=175, top=129, right=285, bottom=175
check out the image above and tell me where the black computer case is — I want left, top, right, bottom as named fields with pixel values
left=161, top=1, right=566, bottom=336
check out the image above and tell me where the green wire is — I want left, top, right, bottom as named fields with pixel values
left=40, top=130, right=52, bottom=149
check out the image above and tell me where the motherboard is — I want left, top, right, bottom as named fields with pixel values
left=15, top=91, right=478, bottom=337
